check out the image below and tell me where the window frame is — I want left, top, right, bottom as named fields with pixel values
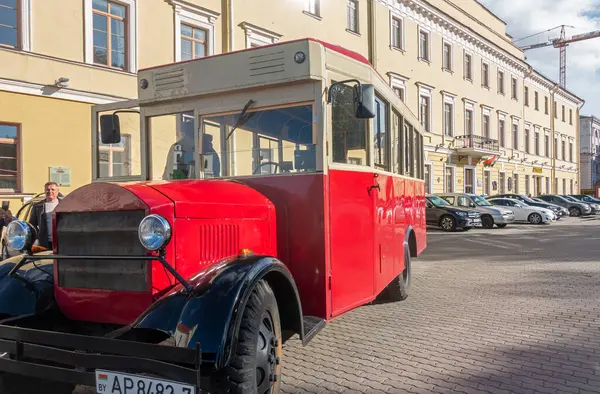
left=373, top=94, right=391, bottom=171
left=442, top=41, right=453, bottom=72
left=346, top=0, right=359, bottom=34
left=534, top=91, right=539, bottom=110
left=240, top=22, right=282, bottom=48
left=511, top=76, right=518, bottom=100
left=418, top=85, right=432, bottom=133
left=417, top=26, right=430, bottom=62
left=390, top=13, right=404, bottom=50
left=481, top=62, right=490, bottom=88
left=497, top=70, right=505, bottom=95
left=84, top=0, right=137, bottom=73
left=0, top=122, right=21, bottom=194
left=99, top=133, right=132, bottom=178
left=444, top=164, right=455, bottom=193
left=0, top=0, right=30, bottom=50
left=463, top=51, right=473, bottom=81
left=443, top=93, right=455, bottom=137
left=498, top=115, right=506, bottom=148
left=524, top=86, right=529, bottom=107
left=173, top=2, right=218, bottom=62
left=424, top=163, right=432, bottom=194
left=304, top=0, right=320, bottom=17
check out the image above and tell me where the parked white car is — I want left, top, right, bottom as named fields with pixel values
left=487, top=197, right=555, bottom=224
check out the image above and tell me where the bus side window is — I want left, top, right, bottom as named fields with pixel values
left=392, top=110, right=403, bottom=174
left=404, top=121, right=412, bottom=177
left=331, top=83, right=368, bottom=165
left=373, top=95, right=389, bottom=171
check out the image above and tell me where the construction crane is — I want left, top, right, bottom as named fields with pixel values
left=518, top=25, right=600, bottom=89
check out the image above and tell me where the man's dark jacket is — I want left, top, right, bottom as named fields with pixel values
left=29, top=196, right=63, bottom=248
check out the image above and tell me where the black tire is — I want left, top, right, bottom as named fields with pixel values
left=378, top=243, right=411, bottom=302
left=569, top=207, right=582, bottom=217
left=214, top=279, right=282, bottom=394
left=439, top=215, right=457, bottom=232
left=528, top=213, right=543, bottom=224
left=496, top=223, right=507, bottom=228
left=0, top=374, right=74, bottom=394
left=481, top=215, right=494, bottom=229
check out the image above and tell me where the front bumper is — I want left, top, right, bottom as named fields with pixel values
left=0, top=323, right=202, bottom=390
left=493, top=214, right=515, bottom=225
left=456, top=215, right=480, bottom=227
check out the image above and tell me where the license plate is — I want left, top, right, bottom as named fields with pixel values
left=473, top=218, right=481, bottom=223
left=96, top=369, right=195, bottom=394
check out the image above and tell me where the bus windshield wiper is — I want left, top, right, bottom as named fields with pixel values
left=226, top=99, right=255, bottom=140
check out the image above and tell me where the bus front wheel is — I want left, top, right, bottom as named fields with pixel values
left=217, top=279, right=282, bottom=394
left=380, top=243, right=411, bottom=302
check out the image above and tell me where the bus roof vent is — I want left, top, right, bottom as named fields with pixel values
left=153, top=67, right=186, bottom=92
left=248, top=49, right=285, bottom=77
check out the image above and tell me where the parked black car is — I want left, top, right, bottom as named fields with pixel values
left=570, top=194, right=600, bottom=205
left=563, top=195, right=600, bottom=214
left=490, top=193, right=565, bottom=219
left=536, top=194, right=593, bottom=217
left=426, top=194, right=481, bottom=231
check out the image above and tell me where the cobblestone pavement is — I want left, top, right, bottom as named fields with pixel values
left=76, top=217, right=600, bottom=394
left=277, top=217, right=600, bottom=394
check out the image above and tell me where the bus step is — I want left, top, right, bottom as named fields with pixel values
left=302, top=316, right=326, bottom=345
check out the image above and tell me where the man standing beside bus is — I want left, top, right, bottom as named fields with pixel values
left=29, top=181, right=63, bottom=249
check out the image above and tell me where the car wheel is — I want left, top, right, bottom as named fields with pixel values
left=496, top=223, right=507, bottom=228
left=214, top=279, right=282, bottom=394
left=528, top=213, right=543, bottom=224
left=481, top=215, right=494, bottom=229
left=439, top=215, right=457, bottom=232
left=569, top=207, right=582, bottom=217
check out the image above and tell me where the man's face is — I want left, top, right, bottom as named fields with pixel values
left=45, top=184, right=59, bottom=201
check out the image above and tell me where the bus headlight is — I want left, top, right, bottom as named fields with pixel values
left=6, top=221, right=34, bottom=252
left=138, top=214, right=171, bottom=251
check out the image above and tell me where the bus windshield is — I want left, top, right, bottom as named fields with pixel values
left=201, top=103, right=317, bottom=178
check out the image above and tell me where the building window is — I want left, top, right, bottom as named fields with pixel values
left=498, top=71, right=504, bottom=94
left=465, top=109, right=473, bottom=135
left=0, top=0, right=18, bottom=47
left=569, top=109, right=573, bottom=125
left=554, top=101, right=557, bottom=118
left=483, top=170, right=491, bottom=195
left=524, top=86, right=529, bottom=106
left=514, top=173, right=519, bottom=193
left=512, top=123, right=519, bottom=150
left=445, top=166, right=455, bottom=192
left=569, top=141, right=573, bottom=162
left=99, top=134, right=131, bottom=177
left=91, top=0, right=128, bottom=70
left=464, top=52, right=472, bottom=80
left=180, top=24, right=207, bottom=60
left=524, top=127, right=530, bottom=153
left=545, top=135, right=549, bottom=157
left=534, top=91, right=539, bottom=110
left=525, top=175, right=530, bottom=195
left=424, top=164, right=432, bottom=193
left=554, top=137, right=558, bottom=159
left=561, top=140, right=566, bottom=161
left=444, top=102, right=453, bottom=136
left=391, top=16, right=403, bottom=49
left=562, top=105, right=565, bottom=122
left=240, top=22, right=282, bottom=48
left=511, top=77, right=518, bottom=100
left=482, top=63, right=489, bottom=88
left=304, top=0, right=320, bottom=16
left=464, top=168, right=474, bottom=193
left=570, top=179, right=574, bottom=194
left=393, top=87, right=405, bottom=102
left=545, top=177, right=550, bottom=194
left=347, top=0, right=358, bottom=33
left=499, top=172, right=506, bottom=194
left=443, top=42, right=452, bottom=71
left=562, top=178, right=566, bottom=193
left=535, top=131, right=540, bottom=155
left=545, top=97, right=549, bottom=114
left=498, top=118, right=505, bottom=147
left=419, top=95, right=430, bottom=132
left=0, top=123, right=19, bottom=192
left=390, top=73, right=407, bottom=104
left=482, top=113, right=490, bottom=138
left=418, top=29, right=429, bottom=61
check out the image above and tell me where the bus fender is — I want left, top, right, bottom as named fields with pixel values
left=131, top=255, right=304, bottom=370
left=405, top=225, right=417, bottom=257
left=0, top=254, right=55, bottom=317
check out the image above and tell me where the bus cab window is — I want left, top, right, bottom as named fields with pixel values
left=331, top=84, right=368, bottom=165
left=149, top=112, right=197, bottom=180
left=202, top=104, right=316, bottom=178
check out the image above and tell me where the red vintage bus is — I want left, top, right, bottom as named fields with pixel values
left=0, top=38, right=425, bottom=394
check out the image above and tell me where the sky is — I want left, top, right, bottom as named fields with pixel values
left=479, top=0, right=600, bottom=116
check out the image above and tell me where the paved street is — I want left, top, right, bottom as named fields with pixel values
left=75, top=217, right=600, bottom=394
left=278, top=217, right=600, bottom=394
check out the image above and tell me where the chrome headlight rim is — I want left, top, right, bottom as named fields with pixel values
left=6, top=220, right=34, bottom=252
left=138, top=214, right=172, bottom=251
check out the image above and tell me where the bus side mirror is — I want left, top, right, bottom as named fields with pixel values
left=100, top=114, right=121, bottom=144
left=354, top=84, right=376, bottom=119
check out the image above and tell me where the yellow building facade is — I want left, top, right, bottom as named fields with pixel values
left=0, top=0, right=584, bottom=211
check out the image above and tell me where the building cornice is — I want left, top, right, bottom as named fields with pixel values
left=0, top=77, right=129, bottom=104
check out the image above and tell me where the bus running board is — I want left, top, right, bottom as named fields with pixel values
left=302, top=316, right=326, bottom=345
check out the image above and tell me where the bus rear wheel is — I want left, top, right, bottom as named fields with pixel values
left=216, top=279, right=282, bottom=394
left=379, top=243, right=411, bottom=302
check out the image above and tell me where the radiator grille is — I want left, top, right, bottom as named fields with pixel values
left=199, top=224, right=240, bottom=263
left=56, top=210, right=148, bottom=292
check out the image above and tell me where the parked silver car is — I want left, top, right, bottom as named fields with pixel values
left=436, top=193, right=516, bottom=229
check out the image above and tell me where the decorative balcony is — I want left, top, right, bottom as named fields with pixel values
left=454, top=134, right=501, bottom=157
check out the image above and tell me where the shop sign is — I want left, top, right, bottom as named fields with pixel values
left=533, top=167, right=543, bottom=174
